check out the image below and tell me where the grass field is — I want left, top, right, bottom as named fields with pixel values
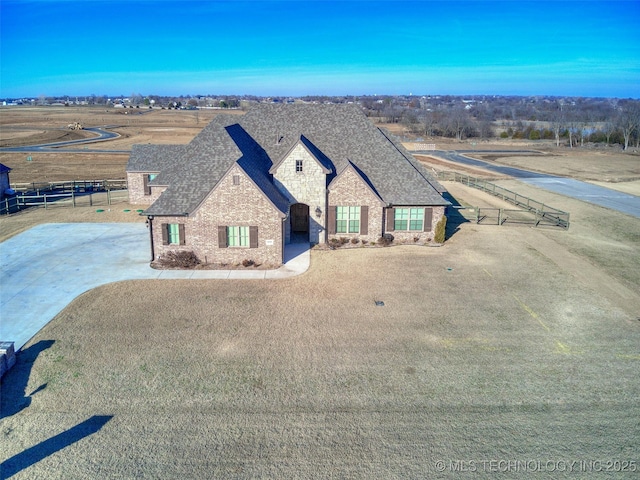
left=1, top=107, right=639, bottom=478
left=2, top=183, right=639, bottom=478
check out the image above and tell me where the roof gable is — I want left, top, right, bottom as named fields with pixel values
left=268, top=135, right=333, bottom=175
left=135, top=103, right=449, bottom=215
left=143, top=118, right=243, bottom=216
left=328, top=160, right=385, bottom=206
left=237, top=104, right=448, bottom=205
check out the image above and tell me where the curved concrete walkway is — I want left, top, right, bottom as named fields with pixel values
left=0, top=223, right=310, bottom=351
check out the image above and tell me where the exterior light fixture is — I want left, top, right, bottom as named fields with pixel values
left=315, top=207, right=322, bottom=218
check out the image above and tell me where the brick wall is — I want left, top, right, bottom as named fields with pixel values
left=272, top=144, right=326, bottom=244
left=151, top=165, right=284, bottom=267
left=327, top=167, right=384, bottom=243
left=383, top=206, right=446, bottom=244
left=127, top=172, right=165, bottom=205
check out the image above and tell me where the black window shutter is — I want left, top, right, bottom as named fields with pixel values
left=161, top=223, right=169, bottom=245
left=327, top=205, right=336, bottom=234
left=179, top=224, right=186, bottom=245
left=360, top=206, right=369, bottom=235
left=424, top=208, right=433, bottom=232
left=249, top=226, right=258, bottom=248
left=386, top=208, right=395, bottom=232
left=144, top=175, right=150, bottom=195
left=218, top=226, right=228, bottom=248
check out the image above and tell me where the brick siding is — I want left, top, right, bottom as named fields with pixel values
left=151, top=165, right=284, bottom=267
left=384, top=205, right=446, bottom=244
left=127, top=172, right=165, bottom=205
left=327, top=167, right=384, bottom=243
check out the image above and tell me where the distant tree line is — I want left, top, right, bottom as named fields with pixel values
left=361, top=96, right=640, bottom=151
left=5, top=93, right=639, bottom=150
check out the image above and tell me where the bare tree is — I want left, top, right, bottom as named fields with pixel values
left=550, top=104, right=565, bottom=147
left=601, top=120, right=616, bottom=146
left=616, top=101, right=640, bottom=151
left=443, top=107, right=473, bottom=141
left=420, top=109, right=440, bottom=137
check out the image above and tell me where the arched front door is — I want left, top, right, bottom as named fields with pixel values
left=290, top=203, right=309, bottom=241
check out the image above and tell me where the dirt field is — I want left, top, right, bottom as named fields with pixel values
left=1, top=107, right=639, bottom=478
left=0, top=106, right=240, bottom=183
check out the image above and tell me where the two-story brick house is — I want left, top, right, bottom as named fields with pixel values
left=127, top=103, right=449, bottom=267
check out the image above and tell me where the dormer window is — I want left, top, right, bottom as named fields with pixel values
left=295, top=160, right=303, bottom=173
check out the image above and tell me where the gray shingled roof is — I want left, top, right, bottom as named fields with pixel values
left=143, top=116, right=246, bottom=216
left=238, top=104, right=448, bottom=205
left=127, top=144, right=184, bottom=174
left=128, top=104, right=448, bottom=216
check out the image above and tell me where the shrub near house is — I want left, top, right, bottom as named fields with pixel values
left=127, top=104, right=449, bottom=268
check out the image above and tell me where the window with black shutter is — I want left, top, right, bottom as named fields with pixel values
left=424, top=208, right=433, bottom=232
left=218, top=226, right=228, bottom=248
left=360, top=206, right=369, bottom=235
left=250, top=226, right=258, bottom=248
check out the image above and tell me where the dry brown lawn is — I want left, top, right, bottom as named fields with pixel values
left=467, top=150, right=640, bottom=183
left=2, top=180, right=639, bottom=478
left=1, top=107, right=639, bottom=478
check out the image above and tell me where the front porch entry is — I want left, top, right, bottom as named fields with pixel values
left=290, top=203, right=309, bottom=243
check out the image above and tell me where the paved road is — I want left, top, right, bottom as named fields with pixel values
left=0, top=126, right=129, bottom=153
left=423, top=150, right=640, bottom=218
left=0, top=223, right=310, bottom=351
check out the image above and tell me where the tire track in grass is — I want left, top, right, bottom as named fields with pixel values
left=482, top=267, right=581, bottom=355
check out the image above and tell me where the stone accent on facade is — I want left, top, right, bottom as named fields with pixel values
left=151, top=164, right=285, bottom=266
left=272, top=143, right=327, bottom=244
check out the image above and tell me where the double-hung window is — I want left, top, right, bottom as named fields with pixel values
left=336, top=206, right=360, bottom=234
left=162, top=223, right=185, bottom=245
left=227, top=226, right=249, bottom=247
left=219, top=225, right=258, bottom=248
left=167, top=223, right=181, bottom=244
left=394, top=208, right=409, bottom=230
left=409, top=208, right=424, bottom=230
left=394, top=208, right=423, bottom=231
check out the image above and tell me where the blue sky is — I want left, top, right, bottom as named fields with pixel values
left=1, top=0, right=639, bottom=98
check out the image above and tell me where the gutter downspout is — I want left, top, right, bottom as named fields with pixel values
left=148, top=216, right=155, bottom=262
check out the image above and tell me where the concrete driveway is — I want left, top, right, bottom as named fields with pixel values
left=0, top=223, right=309, bottom=351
